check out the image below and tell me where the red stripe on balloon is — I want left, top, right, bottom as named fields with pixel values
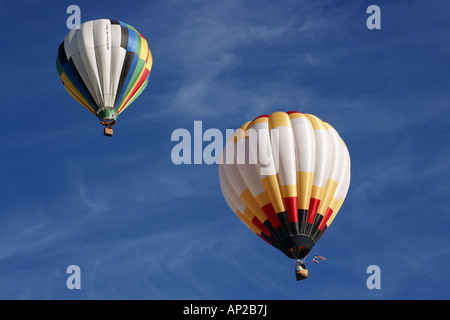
left=261, top=203, right=281, bottom=229
left=119, top=68, right=150, bottom=111
left=306, top=198, right=321, bottom=224
left=318, top=207, right=333, bottom=231
left=283, top=196, right=298, bottom=223
left=252, top=216, right=272, bottom=238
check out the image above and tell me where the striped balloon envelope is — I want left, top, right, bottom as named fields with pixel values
left=219, top=111, right=351, bottom=260
left=56, top=19, right=152, bottom=135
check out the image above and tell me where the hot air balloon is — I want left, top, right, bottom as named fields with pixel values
left=56, top=19, right=152, bottom=136
left=218, top=111, right=350, bottom=280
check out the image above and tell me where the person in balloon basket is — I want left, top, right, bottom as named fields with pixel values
left=295, top=260, right=308, bottom=281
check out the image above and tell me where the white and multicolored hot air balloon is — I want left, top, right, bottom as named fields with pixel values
left=219, top=111, right=351, bottom=277
left=56, top=19, right=152, bottom=136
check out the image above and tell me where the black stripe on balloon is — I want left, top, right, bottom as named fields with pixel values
left=120, top=25, right=128, bottom=50
left=290, top=221, right=300, bottom=236
left=58, top=42, right=68, bottom=66
left=276, top=211, right=291, bottom=239
left=274, top=226, right=287, bottom=245
left=113, top=51, right=134, bottom=108
left=304, top=214, right=323, bottom=238
left=311, top=214, right=323, bottom=236
left=110, top=19, right=120, bottom=25
left=313, top=225, right=327, bottom=243
left=262, top=220, right=282, bottom=246
left=68, top=57, right=98, bottom=109
left=298, top=209, right=308, bottom=235
left=260, top=232, right=274, bottom=247
left=304, top=223, right=314, bottom=237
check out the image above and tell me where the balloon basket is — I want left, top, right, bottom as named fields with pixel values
left=295, top=269, right=308, bottom=281
left=295, top=260, right=308, bottom=281
left=104, top=127, right=113, bottom=137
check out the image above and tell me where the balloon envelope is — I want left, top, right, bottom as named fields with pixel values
left=56, top=19, right=152, bottom=126
left=219, top=111, right=350, bottom=259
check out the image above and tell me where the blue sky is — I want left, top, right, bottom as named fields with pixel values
left=0, top=0, right=449, bottom=300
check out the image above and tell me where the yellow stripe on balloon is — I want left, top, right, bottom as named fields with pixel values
left=60, top=74, right=96, bottom=115
left=268, top=111, right=292, bottom=129
left=317, top=178, right=338, bottom=216
left=117, top=39, right=151, bottom=113
left=118, top=68, right=147, bottom=112
left=254, top=191, right=272, bottom=209
left=246, top=115, right=268, bottom=130
left=310, top=185, right=324, bottom=201
left=325, top=198, right=345, bottom=227
left=279, top=183, right=297, bottom=199
left=261, top=175, right=285, bottom=214
left=139, top=37, right=149, bottom=60
left=304, top=113, right=327, bottom=130
left=60, top=73, right=95, bottom=112
left=237, top=209, right=263, bottom=236
left=63, top=84, right=97, bottom=116
left=296, top=171, right=314, bottom=210
left=239, top=189, right=270, bottom=224
left=287, top=111, right=306, bottom=120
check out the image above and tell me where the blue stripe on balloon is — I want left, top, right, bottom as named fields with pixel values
left=116, top=53, right=139, bottom=109
left=61, top=59, right=98, bottom=111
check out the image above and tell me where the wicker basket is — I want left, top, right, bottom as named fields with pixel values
left=295, top=266, right=308, bottom=281
left=104, top=127, right=113, bottom=137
